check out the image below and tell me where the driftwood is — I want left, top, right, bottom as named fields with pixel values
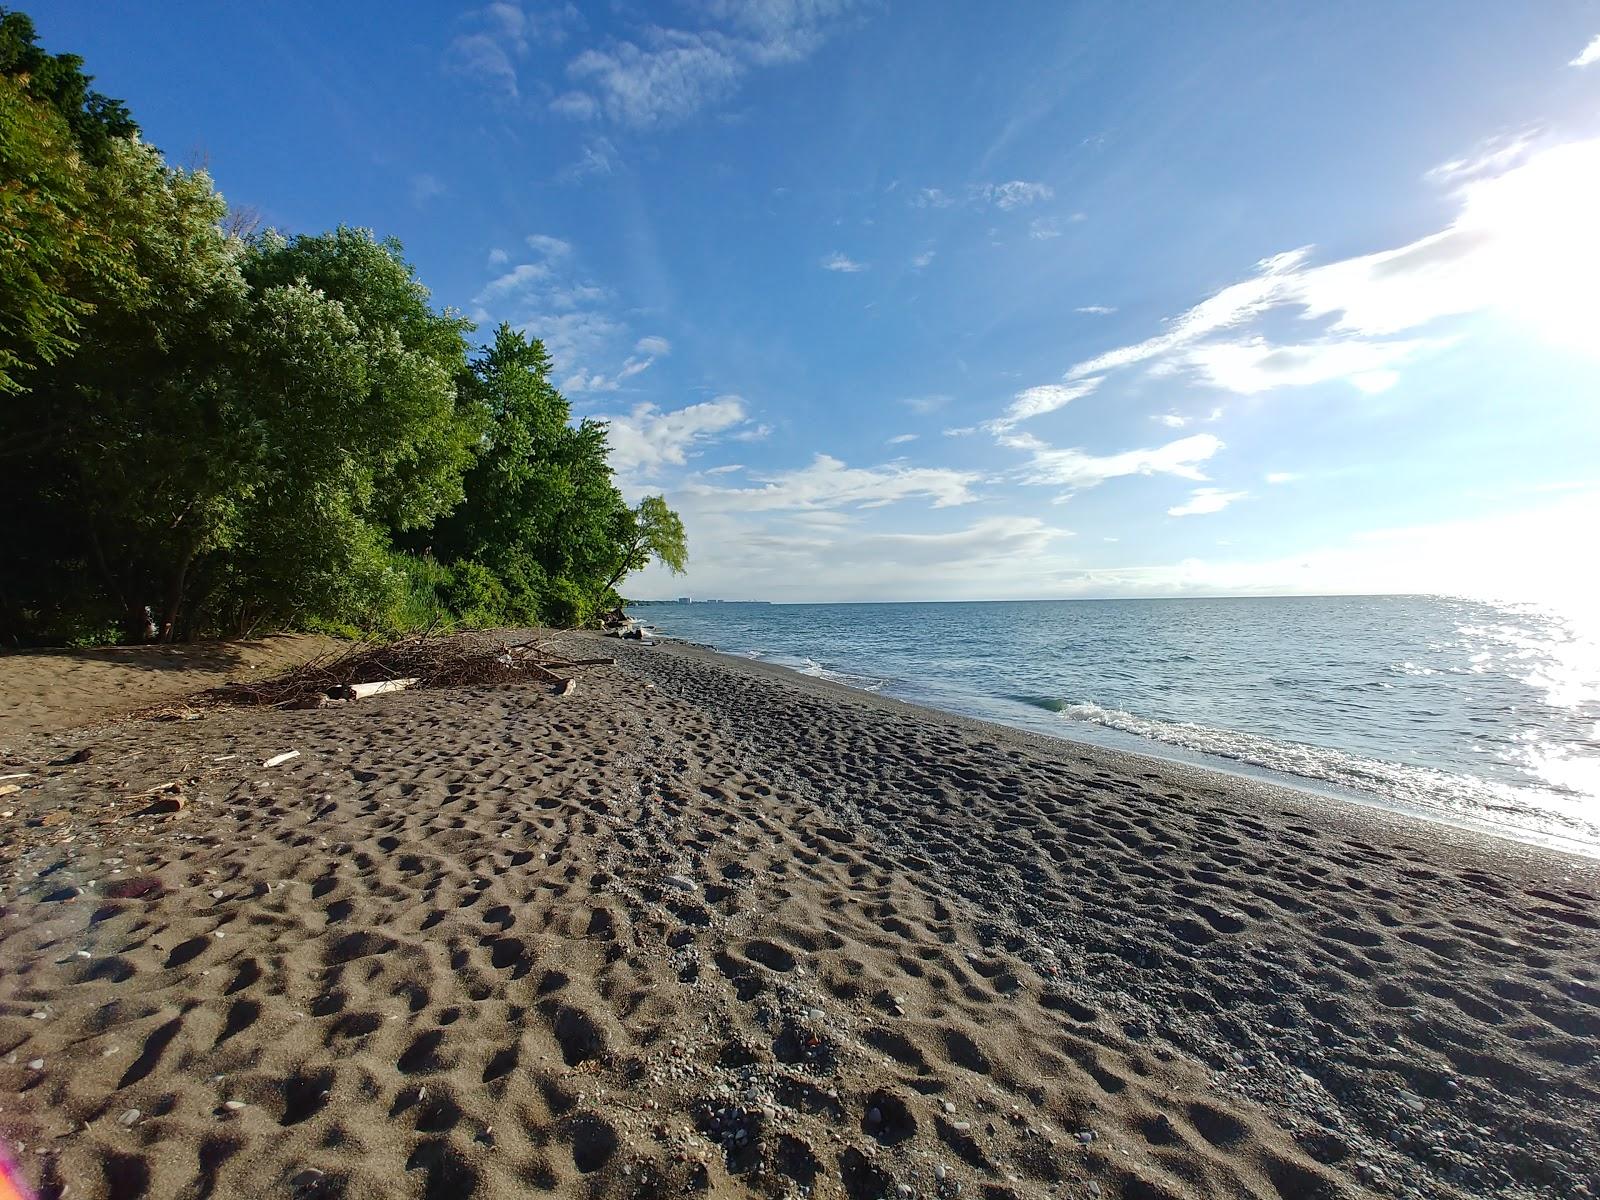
left=160, top=632, right=613, bottom=714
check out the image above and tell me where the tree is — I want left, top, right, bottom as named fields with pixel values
left=430, top=324, right=640, bottom=626
left=605, top=495, right=688, bottom=592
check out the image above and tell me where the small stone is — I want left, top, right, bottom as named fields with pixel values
left=934, top=1163, right=948, bottom=1181
left=210, top=889, right=225, bottom=900
left=30, top=1011, right=47, bottom=1020
left=289, top=1168, right=325, bottom=1191
left=866, top=1107, right=883, bottom=1127
left=224, top=1101, right=246, bottom=1111
left=807, top=1007, right=825, bottom=1025
left=662, top=874, right=696, bottom=892
left=118, top=1109, right=142, bottom=1128
left=27, top=1059, right=44, bottom=1070
left=942, top=1100, right=957, bottom=1115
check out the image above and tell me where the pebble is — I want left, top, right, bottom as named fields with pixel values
left=224, top=1101, right=246, bottom=1111
left=27, top=1059, right=44, bottom=1071
left=662, top=874, right=696, bottom=892
left=942, top=1100, right=957, bottom=1114
left=118, top=1109, right=141, bottom=1128
left=934, top=1163, right=948, bottom=1181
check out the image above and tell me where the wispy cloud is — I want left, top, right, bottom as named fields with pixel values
left=1049, top=135, right=1600, bottom=413
left=1000, top=431, right=1224, bottom=492
left=548, top=1, right=862, bottom=129
left=985, top=379, right=1101, bottom=433
left=558, top=137, right=621, bottom=184
left=687, top=454, right=980, bottom=512
left=1265, top=471, right=1298, bottom=484
left=911, top=249, right=936, bottom=268
left=911, top=180, right=1055, bottom=212
left=1571, top=33, right=1600, bottom=67
left=410, top=173, right=447, bottom=206
left=487, top=247, right=509, bottom=266
left=563, top=334, right=673, bottom=394
left=886, top=433, right=918, bottom=445
left=1074, top=304, right=1115, bottom=315
left=902, top=394, right=949, bottom=414
left=1168, top=487, right=1248, bottom=517
left=821, top=251, right=866, bottom=272
left=445, top=2, right=581, bottom=100
left=974, top=180, right=1053, bottom=209
left=1181, top=335, right=1451, bottom=395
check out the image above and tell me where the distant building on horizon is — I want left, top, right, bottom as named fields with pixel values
left=677, top=596, right=692, bottom=604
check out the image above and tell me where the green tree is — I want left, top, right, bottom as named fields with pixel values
left=605, top=495, right=688, bottom=593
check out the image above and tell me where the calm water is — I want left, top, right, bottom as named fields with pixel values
left=628, top=596, right=1600, bottom=855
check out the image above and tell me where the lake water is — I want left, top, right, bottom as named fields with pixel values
left=628, top=596, right=1600, bottom=856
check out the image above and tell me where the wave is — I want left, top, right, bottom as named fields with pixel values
left=1024, top=697, right=1596, bottom=847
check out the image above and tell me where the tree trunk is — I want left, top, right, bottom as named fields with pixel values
left=158, top=542, right=199, bottom=643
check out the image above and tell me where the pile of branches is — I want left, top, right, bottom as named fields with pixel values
left=194, top=632, right=610, bottom=711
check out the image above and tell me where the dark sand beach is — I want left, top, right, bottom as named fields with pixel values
left=2, top=634, right=1597, bottom=1200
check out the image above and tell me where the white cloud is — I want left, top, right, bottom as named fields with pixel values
left=446, top=2, right=580, bottom=99
left=912, top=181, right=1054, bottom=212
left=821, top=251, right=866, bottom=272
left=1264, top=471, right=1298, bottom=484
left=985, top=379, right=1101, bottom=433
left=487, top=247, right=509, bottom=266
left=702, top=463, right=744, bottom=476
left=911, top=249, right=936, bottom=268
left=942, top=425, right=977, bottom=437
left=1571, top=33, right=1600, bottom=67
left=1029, top=217, right=1062, bottom=239
left=1155, top=413, right=1188, bottom=428
left=559, top=137, right=620, bottom=183
left=599, top=395, right=749, bottom=476
left=902, top=394, right=949, bottom=413
left=478, top=262, right=552, bottom=303
left=1181, top=335, right=1450, bottom=395
left=526, top=234, right=573, bottom=258
left=550, top=90, right=599, bottom=119
left=1049, top=134, right=1600, bottom=421
left=886, top=433, right=918, bottom=445
left=1002, top=431, right=1224, bottom=491
left=410, top=173, right=446, bottom=205
left=730, top=423, right=773, bottom=442
left=687, top=453, right=980, bottom=512
left=1074, top=305, right=1115, bottom=315
left=976, top=180, right=1053, bottom=209
left=564, top=334, right=672, bottom=394
left=1168, top=487, right=1248, bottom=517
left=552, top=2, right=860, bottom=128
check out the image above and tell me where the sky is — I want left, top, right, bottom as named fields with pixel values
left=32, top=2, right=1600, bottom=607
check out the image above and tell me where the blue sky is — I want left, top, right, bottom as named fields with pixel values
left=33, top=2, right=1600, bottom=606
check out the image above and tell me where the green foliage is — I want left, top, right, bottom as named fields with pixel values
left=0, top=15, right=685, bottom=645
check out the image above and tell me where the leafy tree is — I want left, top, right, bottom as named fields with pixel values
left=0, top=17, right=686, bottom=644
left=430, top=324, right=638, bottom=626
left=605, top=495, right=688, bottom=592
left=0, top=8, right=137, bottom=162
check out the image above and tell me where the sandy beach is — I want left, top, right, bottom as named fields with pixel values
left=1, top=633, right=1597, bottom=1200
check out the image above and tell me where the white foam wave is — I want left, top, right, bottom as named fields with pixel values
left=1053, top=700, right=1595, bottom=845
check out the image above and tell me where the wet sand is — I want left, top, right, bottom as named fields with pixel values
left=1, top=632, right=1597, bottom=1200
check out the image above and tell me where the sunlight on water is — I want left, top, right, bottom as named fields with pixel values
left=634, top=596, right=1600, bottom=855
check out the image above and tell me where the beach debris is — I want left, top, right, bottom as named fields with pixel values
left=344, top=678, right=418, bottom=699
left=0, top=784, right=19, bottom=798
left=117, top=1109, right=142, bottom=1128
left=177, top=631, right=613, bottom=711
left=0, top=772, right=31, bottom=781
left=662, top=874, right=697, bottom=893
left=263, top=751, right=301, bottom=768
left=50, top=749, right=92, bottom=766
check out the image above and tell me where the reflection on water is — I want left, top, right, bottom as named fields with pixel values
left=632, top=595, right=1600, bottom=854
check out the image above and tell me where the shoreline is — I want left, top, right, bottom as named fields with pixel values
left=1, top=631, right=1596, bottom=1200
left=637, top=624, right=1600, bottom=863
left=644, top=631, right=1600, bottom=870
